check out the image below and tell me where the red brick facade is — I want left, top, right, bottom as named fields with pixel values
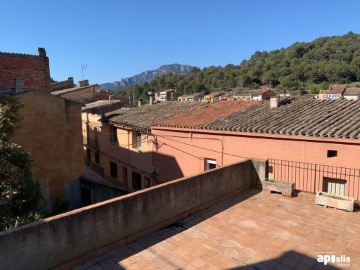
left=0, top=48, right=51, bottom=92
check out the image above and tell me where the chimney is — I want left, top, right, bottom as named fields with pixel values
left=109, top=95, right=112, bottom=103
left=138, top=98, right=143, bottom=107
left=38, top=47, right=46, bottom=57
left=148, top=91, right=154, bottom=105
left=270, top=96, right=279, bottom=109
left=79, top=80, right=89, bottom=87
left=67, top=77, right=74, bottom=87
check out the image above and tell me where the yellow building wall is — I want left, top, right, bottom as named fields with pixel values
left=82, top=112, right=153, bottom=190
left=12, top=91, right=84, bottom=209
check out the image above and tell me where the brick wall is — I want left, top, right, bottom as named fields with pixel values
left=51, top=77, right=75, bottom=92
left=0, top=48, right=51, bottom=92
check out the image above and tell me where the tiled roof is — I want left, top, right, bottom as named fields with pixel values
left=327, top=85, right=346, bottom=94
left=82, top=100, right=125, bottom=114
left=155, top=100, right=258, bottom=128
left=110, top=102, right=202, bottom=132
left=202, top=99, right=360, bottom=139
left=160, top=89, right=174, bottom=93
left=344, top=87, right=360, bottom=96
left=51, top=84, right=98, bottom=96
left=252, top=88, right=274, bottom=95
left=206, top=92, right=224, bottom=98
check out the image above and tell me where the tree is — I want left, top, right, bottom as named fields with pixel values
left=0, top=95, right=41, bottom=231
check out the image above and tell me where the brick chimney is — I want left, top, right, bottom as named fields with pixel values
left=79, top=80, right=89, bottom=87
left=38, top=47, right=46, bottom=57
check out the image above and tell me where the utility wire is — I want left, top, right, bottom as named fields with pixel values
left=156, top=134, right=251, bottom=160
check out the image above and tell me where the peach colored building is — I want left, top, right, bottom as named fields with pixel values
left=319, top=84, right=347, bottom=100
left=82, top=101, right=203, bottom=191
left=251, top=88, right=276, bottom=100
left=152, top=98, right=360, bottom=201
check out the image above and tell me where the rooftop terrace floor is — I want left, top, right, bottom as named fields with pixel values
left=75, top=189, right=360, bottom=270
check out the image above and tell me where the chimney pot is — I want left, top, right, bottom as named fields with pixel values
left=38, top=47, right=46, bottom=57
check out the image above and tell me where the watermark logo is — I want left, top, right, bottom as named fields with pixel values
left=317, top=252, right=351, bottom=267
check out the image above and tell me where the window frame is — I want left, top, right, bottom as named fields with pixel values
left=204, top=158, right=217, bottom=171
left=110, top=161, right=118, bottom=180
left=110, top=125, right=118, bottom=144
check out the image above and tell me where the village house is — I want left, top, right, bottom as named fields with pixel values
left=0, top=48, right=84, bottom=211
left=83, top=101, right=202, bottom=190
left=250, top=88, right=276, bottom=100
left=156, top=88, right=174, bottom=102
left=343, top=87, right=360, bottom=100
left=51, top=79, right=100, bottom=104
left=233, top=92, right=251, bottom=101
left=220, top=93, right=234, bottom=101
left=202, top=92, right=224, bottom=102
left=319, top=84, right=346, bottom=100
left=152, top=97, right=360, bottom=201
left=177, top=93, right=204, bottom=102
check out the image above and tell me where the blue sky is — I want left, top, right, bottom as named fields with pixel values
left=1, top=0, right=360, bottom=84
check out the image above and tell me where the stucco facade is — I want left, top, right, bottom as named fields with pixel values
left=12, top=91, right=84, bottom=210
left=52, top=83, right=100, bottom=104
left=82, top=112, right=153, bottom=191
left=151, top=127, right=360, bottom=200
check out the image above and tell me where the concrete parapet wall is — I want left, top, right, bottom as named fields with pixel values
left=0, top=159, right=265, bottom=270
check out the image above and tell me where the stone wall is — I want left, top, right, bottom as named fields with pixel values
left=0, top=48, right=50, bottom=92
left=0, top=159, right=265, bottom=270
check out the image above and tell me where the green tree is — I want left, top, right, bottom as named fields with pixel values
left=0, top=95, right=41, bottom=231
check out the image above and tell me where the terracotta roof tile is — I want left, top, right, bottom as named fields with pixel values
left=344, top=87, right=360, bottom=96
left=110, top=102, right=202, bottom=132
left=203, top=99, right=360, bottom=139
left=155, top=100, right=258, bottom=128
left=327, top=84, right=346, bottom=94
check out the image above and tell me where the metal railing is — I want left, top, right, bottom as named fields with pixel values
left=268, top=159, right=360, bottom=201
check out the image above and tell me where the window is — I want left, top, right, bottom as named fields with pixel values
left=95, top=152, right=100, bottom=164
left=122, top=167, right=128, bottom=187
left=132, top=131, right=142, bottom=149
left=323, top=178, right=346, bottom=196
left=132, top=171, right=142, bottom=190
left=110, top=126, right=118, bottom=143
left=327, top=150, right=337, bottom=158
left=110, top=161, right=118, bottom=179
left=144, top=177, right=150, bottom=188
left=205, top=159, right=217, bottom=171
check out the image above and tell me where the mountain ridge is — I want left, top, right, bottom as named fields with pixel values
left=100, top=64, right=195, bottom=91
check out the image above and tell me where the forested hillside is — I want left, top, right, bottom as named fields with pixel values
left=120, top=32, right=360, bottom=101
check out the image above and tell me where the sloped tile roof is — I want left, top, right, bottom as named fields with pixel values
left=109, top=102, right=202, bottom=132
left=202, top=99, right=360, bottom=139
left=252, top=88, right=275, bottom=95
left=155, top=100, right=258, bottom=128
left=82, top=100, right=128, bottom=114
left=344, top=87, right=360, bottom=96
left=327, top=85, right=346, bottom=94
